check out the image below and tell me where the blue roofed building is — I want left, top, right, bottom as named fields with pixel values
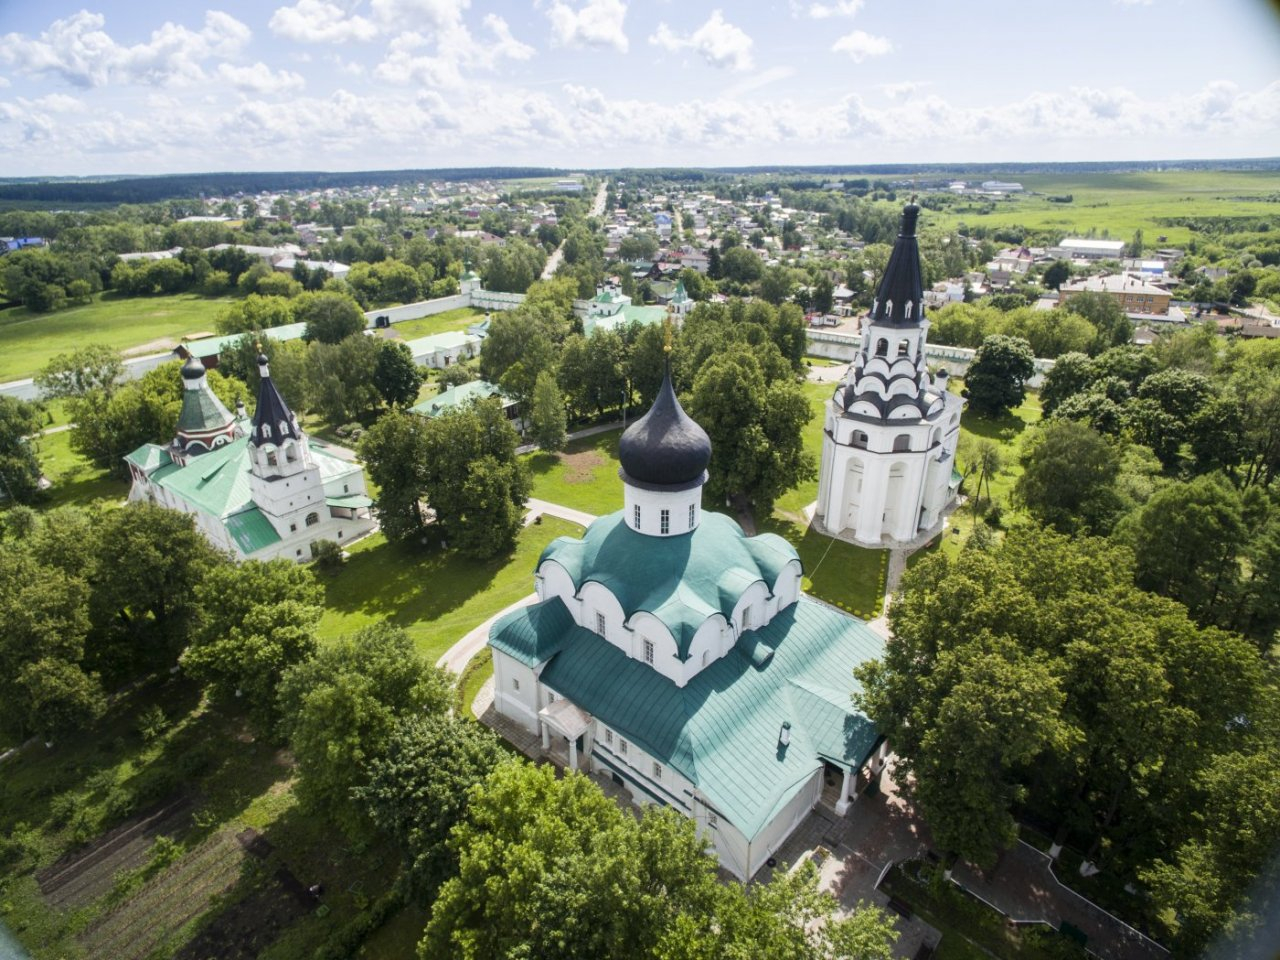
left=488, top=355, right=887, bottom=879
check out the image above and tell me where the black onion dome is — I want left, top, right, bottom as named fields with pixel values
left=181, top=354, right=207, bottom=380
left=869, top=202, right=925, bottom=327
left=618, top=366, right=711, bottom=488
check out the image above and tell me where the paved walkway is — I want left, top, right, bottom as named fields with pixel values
left=524, top=497, right=598, bottom=530
left=953, top=845, right=1168, bottom=960
left=515, top=419, right=622, bottom=456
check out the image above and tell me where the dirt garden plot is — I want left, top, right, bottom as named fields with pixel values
left=36, top=793, right=194, bottom=909
left=560, top=449, right=605, bottom=483
left=78, top=828, right=248, bottom=960
left=173, top=866, right=314, bottom=960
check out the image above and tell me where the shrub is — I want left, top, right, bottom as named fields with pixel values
left=311, top=539, right=345, bottom=574
left=136, top=704, right=169, bottom=742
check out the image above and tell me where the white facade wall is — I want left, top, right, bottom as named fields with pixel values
left=492, top=649, right=541, bottom=731
left=622, top=483, right=701, bottom=538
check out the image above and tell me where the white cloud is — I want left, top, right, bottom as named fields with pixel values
left=880, top=80, right=927, bottom=99
left=650, top=11, right=754, bottom=71
left=374, top=14, right=532, bottom=90
left=217, top=61, right=306, bottom=94
left=1, top=10, right=251, bottom=88
left=269, top=0, right=379, bottom=44
left=371, top=0, right=472, bottom=28
left=545, top=0, right=629, bottom=53
left=808, top=0, right=864, bottom=18
left=31, top=93, right=83, bottom=112
left=0, top=76, right=11, bottom=89
left=831, top=30, right=892, bottom=62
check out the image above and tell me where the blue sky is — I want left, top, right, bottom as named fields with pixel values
left=1, top=0, right=1278, bottom=176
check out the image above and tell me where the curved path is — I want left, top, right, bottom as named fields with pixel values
left=435, top=497, right=598, bottom=675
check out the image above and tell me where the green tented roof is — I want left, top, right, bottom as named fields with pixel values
left=123, top=444, right=172, bottom=473
left=225, top=507, right=282, bottom=554
left=516, top=595, right=883, bottom=840
left=539, top=511, right=799, bottom=659
left=176, top=383, right=234, bottom=435
left=326, top=493, right=372, bottom=508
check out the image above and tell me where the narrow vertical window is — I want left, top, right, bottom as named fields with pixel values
left=619, top=738, right=629, bottom=756
left=643, top=639, right=654, bottom=664
left=605, top=728, right=613, bottom=746
left=688, top=503, right=695, bottom=529
left=634, top=503, right=641, bottom=530
left=512, top=678, right=520, bottom=691
left=652, top=762, right=663, bottom=780
left=595, top=612, right=607, bottom=638
left=742, top=606, right=752, bottom=630
left=660, top=509, right=670, bottom=535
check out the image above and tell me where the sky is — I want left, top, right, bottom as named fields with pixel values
left=0, top=0, right=1278, bottom=176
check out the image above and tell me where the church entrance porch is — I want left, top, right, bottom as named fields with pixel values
left=537, top=698, right=592, bottom=772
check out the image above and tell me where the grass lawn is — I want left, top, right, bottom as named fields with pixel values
left=772, top=379, right=834, bottom=525
left=524, top=428, right=625, bottom=517
left=316, top=516, right=583, bottom=663
left=0, top=292, right=234, bottom=383
left=386, top=306, right=485, bottom=341
left=35, top=426, right=127, bottom=511
left=764, top=515, right=887, bottom=619
left=908, top=390, right=1043, bottom=567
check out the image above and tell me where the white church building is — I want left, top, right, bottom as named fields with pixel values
left=125, top=353, right=375, bottom=562
left=816, top=202, right=965, bottom=546
left=487, top=359, right=889, bottom=880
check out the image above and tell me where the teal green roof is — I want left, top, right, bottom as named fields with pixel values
left=621, top=304, right=668, bottom=325
left=539, top=511, right=799, bottom=658
left=225, top=507, right=282, bottom=553
left=490, top=596, right=578, bottom=667
left=505, top=595, right=884, bottom=839
left=410, top=380, right=509, bottom=418
left=141, top=435, right=357, bottom=523
left=402, top=330, right=480, bottom=354
left=326, top=493, right=372, bottom=508
left=951, top=467, right=963, bottom=485
left=183, top=322, right=307, bottom=359
left=123, top=444, right=172, bottom=473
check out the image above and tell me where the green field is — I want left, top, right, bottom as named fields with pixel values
left=0, top=292, right=233, bottom=383
left=316, top=516, right=583, bottom=662
left=924, top=169, right=1280, bottom=247
left=387, top=306, right=485, bottom=341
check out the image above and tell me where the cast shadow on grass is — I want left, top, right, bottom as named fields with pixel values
left=319, top=530, right=510, bottom=626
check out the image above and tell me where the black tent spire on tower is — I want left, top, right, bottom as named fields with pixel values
left=868, top=201, right=925, bottom=327
left=250, top=351, right=303, bottom=448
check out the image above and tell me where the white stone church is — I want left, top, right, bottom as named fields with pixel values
left=488, top=359, right=889, bottom=880
left=125, top=353, right=375, bottom=562
left=816, top=202, right=965, bottom=546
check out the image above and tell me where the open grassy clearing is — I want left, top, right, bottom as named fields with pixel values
left=925, top=170, right=1280, bottom=246
left=524, top=428, right=625, bottom=517
left=316, top=516, right=583, bottom=663
left=384, top=305, right=485, bottom=341
left=924, top=169, right=1280, bottom=248
left=35, top=426, right=126, bottom=511
left=0, top=292, right=234, bottom=383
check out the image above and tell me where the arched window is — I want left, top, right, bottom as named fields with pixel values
left=261, top=423, right=272, bottom=439
left=897, top=340, right=910, bottom=357
left=279, top=420, right=289, bottom=438
left=285, top=444, right=298, bottom=463
left=904, top=301, right=913, bottom=319
left=875, top=338, right=888, bottom=357
left=893, top=434, right=911, bottom=452
left=852, top=430, right=869, bottom=449
left=266, top=450, right=278, bottom=467
left=885, top=299, right=893, bottom=316
left=305, top=512, right=319, bottom=527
